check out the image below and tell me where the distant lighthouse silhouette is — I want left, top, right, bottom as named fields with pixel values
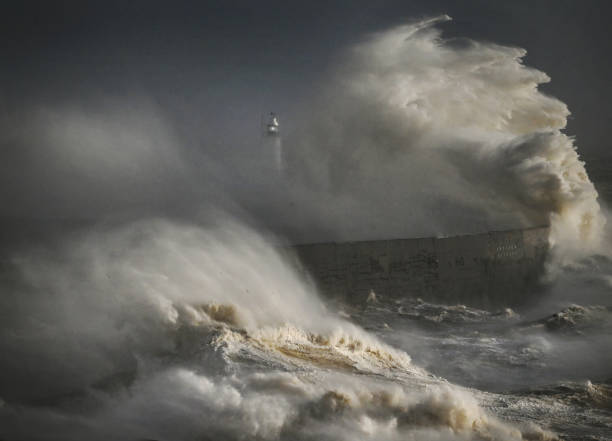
left=264, top=112, right=283, bottom=175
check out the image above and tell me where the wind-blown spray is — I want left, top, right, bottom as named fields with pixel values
left=0, top=218, right=559, bottom=440
left=0, top=16, right=607, bottom=441
left=288, top=16, right=604, bottom=256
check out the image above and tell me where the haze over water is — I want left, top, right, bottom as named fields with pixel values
left=1, top=10, right=612, bottom=441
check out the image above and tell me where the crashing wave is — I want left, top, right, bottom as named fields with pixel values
left=291, top=15, right=604, bottom=258
left=0, top=218, right=562, bottom=440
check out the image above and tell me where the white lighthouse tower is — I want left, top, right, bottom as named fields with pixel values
left=264, top=112, right=283, bottom=174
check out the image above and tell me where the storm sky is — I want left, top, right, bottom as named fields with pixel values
left=1, top=0, right=611, bottom=227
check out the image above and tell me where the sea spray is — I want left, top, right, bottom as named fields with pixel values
left=289, top=16, right=604, bottom=256
left=1, top=14, right=602, bottom=440
left=0, top=218, right=557, bottom=440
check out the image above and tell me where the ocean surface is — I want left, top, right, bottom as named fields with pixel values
left=1, top=16, right=611, bottom=441
left=0, top=210, right=610, bottom=441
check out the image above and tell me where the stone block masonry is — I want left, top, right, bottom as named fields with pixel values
left=292, top=226, right=550, bottom=309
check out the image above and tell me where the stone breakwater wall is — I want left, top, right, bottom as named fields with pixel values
left=292, top=226, right=550, bottom=309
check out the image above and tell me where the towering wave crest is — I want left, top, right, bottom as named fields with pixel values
left=1, top=16, right=604, bottom=441
left=0, top=218, right=556, bottom=440
left=289, top=16, right=604, bottom=256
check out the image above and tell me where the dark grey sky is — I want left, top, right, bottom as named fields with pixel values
left=3, top=0, right=611, bottom=157
left=1, top=0, right=611, bottom=227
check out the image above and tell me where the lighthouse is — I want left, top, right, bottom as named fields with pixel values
left=264, top=112, right=283, bottom=174
left=266, top=112, right=279, bottom=135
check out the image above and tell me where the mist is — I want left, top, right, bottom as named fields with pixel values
left=0, top=218, right=561, bottom=441
left=1, top=5, right=611, bottom=441
left=1, top=16, right=604, bottom=257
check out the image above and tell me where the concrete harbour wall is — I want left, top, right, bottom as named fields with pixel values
left=292, top=226, right=550, bottom=308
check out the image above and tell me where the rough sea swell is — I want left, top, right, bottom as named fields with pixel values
left=1, top=16, right=611, bottom=441
left=0, top=220, right=570, bottom=440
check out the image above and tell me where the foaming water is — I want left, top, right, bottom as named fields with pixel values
left=0, top=218, right=565, bottom=441
left=1, top=16, right=611, bottom=441
left=287, top=16, right=604, bottom=257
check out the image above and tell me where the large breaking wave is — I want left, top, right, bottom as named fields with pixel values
left=1, top=16, right=609, bottom=441
left=0, top=219, right=559, bottom=440
left=287, top=16, right=604, bottom=257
